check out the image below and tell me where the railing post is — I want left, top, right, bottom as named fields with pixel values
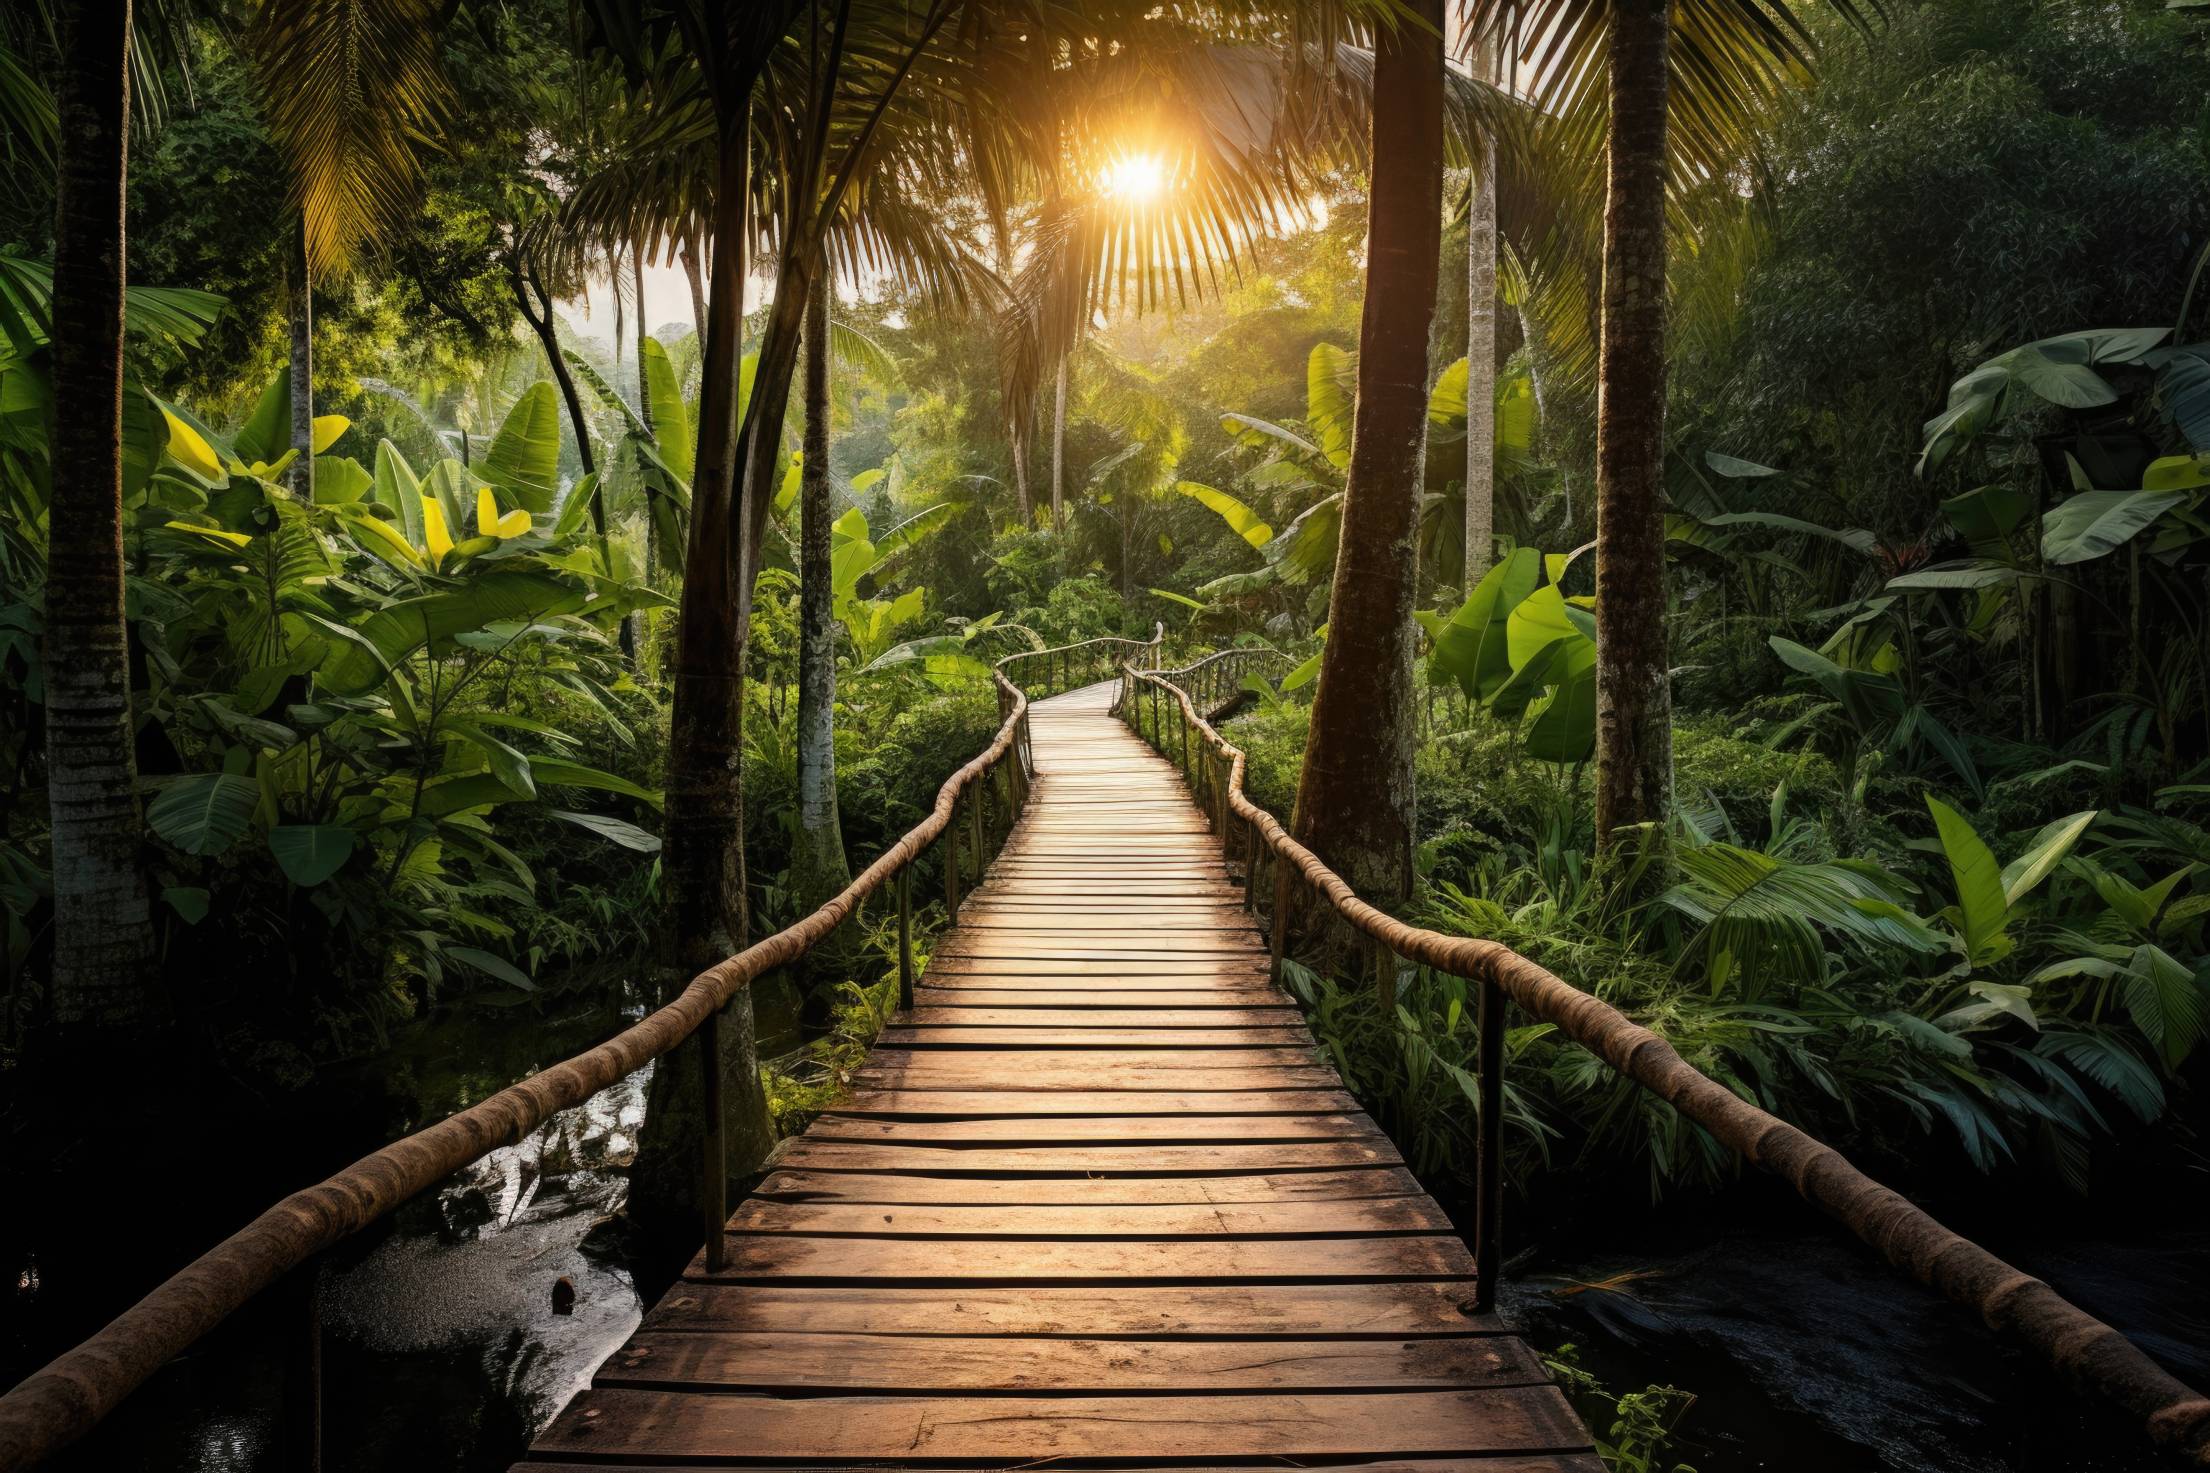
left=1267, top=867, right=1291, bottom=988
left=1244, top=817, right=1260, bottom=911
left=700, top=1002, right=726, bottom=1273
left=897, top=867, right=914, bottom=1010
left=968, top=781, right=985, bottom=883
left=944, top=806, right=962, bottom=914
left=1474, top=974, right=1506, bottom=1313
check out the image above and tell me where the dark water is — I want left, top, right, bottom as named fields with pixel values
left=1, top=975, right=805, bottom=1473
left=4, top=986, right=2200, bottom=1472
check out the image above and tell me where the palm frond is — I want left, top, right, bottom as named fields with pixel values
left=249, top=0, right=454, bottom=278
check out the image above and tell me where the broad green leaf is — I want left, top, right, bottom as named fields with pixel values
left=317, top=572, right=589, bottom=696
left=1426, top=355, right=1468, bottom=426
left=162, top=886, right=210, bottom=924
left=1919, top=328, right=2168, bottom=475
left=639, top=337, right=694, bottom=481
left=1523, top=667, right=1596, bottom=764
left=1928, top=796, right=2009, bottom=966
left=310, top=414, right=349, bottom=454
left=233, top=370, right=292, bottom=467
left=268, top=824, right=356, bottom=886
left=478, top=381, right=562, bottom=513
left=1705, top=450, right=1782, bottom=478
left=1506, top=584, right=1595, bottom=676
left=548, top=809, right=663, bottom=852
left=160, top=405, right=224, bottom=481
left=447, top=945, right=537, bottom=991
left=1306, top=343, right=1355, bottom=468
left=2000, top=811, right=2097, bottom=907
left=2040, top=489, right=2186, bottom=565
left=2142, top=453, right=2210, bottom=492
left=1943, top=483, right=2030, bottom=554
left=2123, top=944, right=2205, bottom=1067
left=147, top=773, right=259, bottom=856
left=1431, top=546, right=1540, bottom=700
left=1175, top=480, right=1272, bottom=549
left=374, top=439, right=424, bottom=544
left=450, top=721, right=536, bottom=797
left=311, top=455, right=373, bottom=505
left=414, top=757, right=659, bottom=817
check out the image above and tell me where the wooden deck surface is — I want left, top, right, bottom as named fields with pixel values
left=517, top=683, right=1598, bottom=1472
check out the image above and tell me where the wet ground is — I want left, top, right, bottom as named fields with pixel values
left=3, top=981, right=2201, bottom=1472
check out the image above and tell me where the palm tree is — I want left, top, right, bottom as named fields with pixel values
left=1291, top=0, right=1444, bottom=907
left=247, top=0, right=454, bottom=498
left=1465, top=129, right=1498, bottom=585
left=1463, top=0, right=1877, bottom=852
left=790, top=271, right=851, bottom=912
left=43, top=0, right=159, bottom=1030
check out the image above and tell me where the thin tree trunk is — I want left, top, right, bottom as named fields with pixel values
left=1051, top=357, right=1067, bottom=533
left=1465, top=136, right=1498, bottom=588
left=1290, top=0, right=1442, bottom=908
left=636, top=240, right=657, bottom=604
left=612, top=241, right=628, bottom=407
left=790, top=272, right=850, bottom=913
left=1009, top=417, right=1034, bottom=528
left=288, top=214, right=314, bottom=498
left=681, top=223, right=711, bottom=349
left=45, top=0, right=158, bottom=1031
left=1592, top=0, right=1676, bottom=853
left=631, top=96, right=774, bottom=1254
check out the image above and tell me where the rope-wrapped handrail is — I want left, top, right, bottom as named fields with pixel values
left=1150, top=645, right=1292, bottom=722
left=1118, top=663, right=2210, bottom=1467
left=0, top=675, right=1039, bottom=1472
left=994, top=622, right=1164, bottom=705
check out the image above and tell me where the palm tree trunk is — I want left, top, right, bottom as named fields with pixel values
left=288, top=214, right=314, bottom=498
left=791, top=272, right=850, bottom=913
left=1593, top=0, right=1676, bottom=852
left=632, top=95, right=774, bottom=1257
left=45, top=0, right=158, bottom=1032
left=681, top=223, right=710, bottom=348
left=1051, top=357, right=1067, bottom=533
left=1465, top=137, right=1498, bottom=588
left=612, top=241, right=628, bottom=406
left=1009, top=417, right=1034, bottom=528
left=1289, top=0, right=1442, bottom=908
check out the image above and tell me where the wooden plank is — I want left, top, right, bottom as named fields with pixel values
left=585, top=1332, right=1550, bottom=1395
left=804, top=1114, right=1379, bottom=1144
left=725, top=1197, right=1450, bottom=1238
left=774, top=1139, right=1402, bottom=1172
left=823, top=1088, right=1359, bottom=1116
left=848, top=1066, right=1346, bottom=1091
left=856, top=1046, right=1320, bottom=1071
left=689, top=1234, right=1475, bottom=1283
left=898, top=1007, right=1303, bottom=1026
left=753, top=1168, right=1423, bottom=1205
left=906, top=998, right=1290, bottom=1007
left=532, top=1388, right=1588, bottom=1462
left=516, top=1460, right=1608, bottom=1473
left=876, top=1026, right=1312, bottom=1047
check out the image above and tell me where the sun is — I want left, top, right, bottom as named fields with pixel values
left=1101, top=151, right=1169, bottom=203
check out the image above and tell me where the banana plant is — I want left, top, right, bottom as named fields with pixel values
left=1420, top=546, right=1596, bottom=764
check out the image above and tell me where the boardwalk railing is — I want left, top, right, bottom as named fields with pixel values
left=994, top=622, right=1163, bottom=704
left=1119, top=656, right=2210, bottom=1467
left=0, top=631, right=1156, bottom=1469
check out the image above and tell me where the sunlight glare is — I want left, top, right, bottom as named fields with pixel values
left=1102, top=151, right=1169, bottom=203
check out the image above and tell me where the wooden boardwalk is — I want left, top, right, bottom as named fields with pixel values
left=517, top=683, right=1598, bottom=1472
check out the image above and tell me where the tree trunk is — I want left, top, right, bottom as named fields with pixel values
left=1592, top=0, right=1676, bottom=853
left=790, top=272, right=850, bottom=913
left=1051, top=357, right=1068, bottom=533
left=612, top=241, right=628, bottom=407
left=1465, top=136, right=1498, bottom=588
left=44, top=0, right=159, bottom=1032
left=631, top=97, right=774, bottom=1258
left=288, top=214, right=314, bottom=498
left=1009, top=416, right=1034, bottom=529
left=1289, top=0, right=1442, bottom=909
left=681, top=223, right=710, bottom=350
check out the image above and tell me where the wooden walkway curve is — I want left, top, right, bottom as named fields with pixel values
left=516, top=682, right=1599, bottom=1472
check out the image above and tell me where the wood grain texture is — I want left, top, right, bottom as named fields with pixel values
left=519, top=683, right=1589, bottom=1471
